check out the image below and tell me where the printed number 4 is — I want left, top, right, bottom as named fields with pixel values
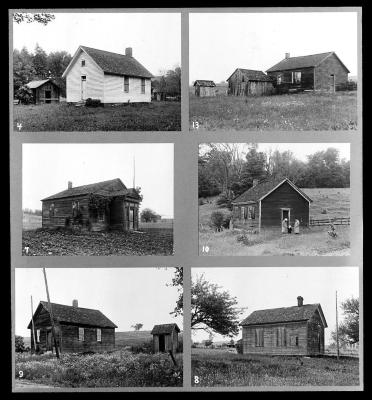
left=19, top=370, right=23, bottom=378
left=17, top=123, right=23, bottom=131
left=194, top=375, right=199, bottom=384
left=192, top=121, right=199, bottom=129
left=202, top=245, right=209, bottom=253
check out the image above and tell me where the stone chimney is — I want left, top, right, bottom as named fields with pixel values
left=285, top=52, right=290, bottom=59
left=72, top=299, right=78, bottom=307
left=297, top=296, right=304, bottom=307
left=68, top=181, right=73, bottom=190
left=252, top=179, right=259, bottom=187
left=125, top=47, right=133, bottom=57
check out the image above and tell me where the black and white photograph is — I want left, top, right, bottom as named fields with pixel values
left=12, top=12, right=181, bottom=131
left=191, top=267, right=360, bottom=387
left=14, top=267, right=183, bottom=389
left=189, top=12, right=358, bottom=131
left=199, top=143, right=350, bottom=256
left=22, top=143, right=174, bottom=256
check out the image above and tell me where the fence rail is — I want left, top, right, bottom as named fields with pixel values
left=310, top=217, right=350, bottom=226
left=324, top=348, right=359, bottom=358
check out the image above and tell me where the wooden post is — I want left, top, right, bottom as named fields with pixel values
left=42, top=268, right=60, bottom=358
left=30, top=296, right=37, bottom=354
left=336, top=290, right=340, bottom=360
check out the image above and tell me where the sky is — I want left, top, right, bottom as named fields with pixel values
left=15, top=267, right=182, bottom=337
left=191, top=267, right=359, bottom=345
left=190, top=12, right=358, bottom=83
left=22, top=143, right=174, bottom=218
left=199, top=143, right=350, bottom=162
left=13, top=13, right=181, bottom=75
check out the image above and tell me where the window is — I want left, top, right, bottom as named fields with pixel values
left=124, top=76, right=129, bottom=92
left=36, top=329, right=40, bottom=343
left=276, top=327, right=287, bottom=347
left=81, top=59, right=85, bottom=67
left=97, top=328, right=102, bottom=342
left=49, top=203, right=55, bottom=217
left=141, top=78, right=145, bottom=94
left=98, top=210, right=105, bottom=222
left=290, top=335, right=299, bottom=347
left=78, top=327, right=85, bottom=341
left=81, top=75, right=86, bottom=81
left=248, top=206, right=255, bottom=220
left=255, top=328, right=264, bottom=347
left=293, top=71, right=301, bottom=83
left=240, top=207, right=245, bottom=219
left=72, top=201, right=80, bottom=217
left=277, top=75, right=282, bottom=85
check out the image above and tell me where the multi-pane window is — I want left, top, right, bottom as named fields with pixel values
left=78, top=327, right=85, bottom=341
left=293, top=71, right=301, bottom=83
left=81, top=75, right=86, bottom=81
left=124, top=76, right=129, bottom=92
left=49, top=203, right=55, bottom=217
left=248, top=206, right=255, bottom=219
left=255, top=328, right=264, bottom=347
left=97, top=328, right=102, bottom=342
left=276, top=327, right=287, bottom=347
left=81, top=59, right=85, bottom=67
left=141, top=78, right=146, bottom=94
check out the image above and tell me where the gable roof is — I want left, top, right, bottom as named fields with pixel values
left=227, top=68, right=274, bottom=82
left=194, top=80, right=216, bottom=87
left=28, top=301, right=117, bottom=329
left=26, top=79, right=59, bottom=89
left=266, top=51, right=350, bottom=73
left=62, top=46, right=153, bottom=79
left=240, top=303, right=327, bottom=327
left=231, top=177, right=312, bottom=204
left=151, top=323, right=180, bottom=335
left=41, top=178, right=140, bottom=201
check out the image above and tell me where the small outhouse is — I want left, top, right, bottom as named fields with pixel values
left=194, top=80, right=216, bottom=97
left=151, top=323, right=180, bottom=353
left=26, top=79, right=60, bottom=104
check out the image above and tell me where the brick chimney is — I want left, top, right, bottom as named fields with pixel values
left=68, top=181, right=73, bottom=189
left=72, top=299, right=78, bottom=307
left=285, top=52, right=290, bottom=59
left=125, top=47, right=133, bottom=57
left=252, top=179, right=259, bottom=187
left=297, top=296, right=303, bottom=307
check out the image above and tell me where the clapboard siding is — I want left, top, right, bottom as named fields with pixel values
left=232, top=203, right=259, bottom=229
left=66, top=49, right=104, bottom=102
left=103, top=74, right=151, bottom=103
left=267, top=67, right=315, bottom=90
left=314, top=53, right=348, bottom=91
left=153, top=330, right=179, bottom=353
left=195, top=86, right=216, bottom=97
left=228, top=69, right=274, bottom=96
left=260, top=181, right=309, bottom=227
left=307, top=310, right=325, bottom=355
left=242, top=322, right=308, bottom=355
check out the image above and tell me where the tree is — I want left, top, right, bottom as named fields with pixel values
left=15, top=85, right=33, bottom=104
left=331, top=297, right=359, bottom=346
left=15, top=335, right=25, bottom=352
left=13, top=13, right=55, bottom=25
left=131, top=323, right=143, bottom=331
left=33, top=44, right=49, bottom=79
left=140, top=208, right=160, bottom=222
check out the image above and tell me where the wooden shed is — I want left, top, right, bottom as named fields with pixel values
left=231, top=177, right=312, bottom=231
left=151, top=323, right=180, bottom=353
left=266, top=51, right=350, bottom=93
left=194, top=80, right=217, bottom=97
left=227, top=69, right=274, bottom=96
left=26, top=79, right=60, bottom=104
left=240, top=296, right=327, bottom=356
left=41, top=178, right=141, bottom=232
left=28, top=300, right=117, bottom=354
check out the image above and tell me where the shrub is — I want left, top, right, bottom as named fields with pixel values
left=237, top=233, right=249, bottom=245
left=85, top=98, right=102, bottom=107
left=130, top=340, right=153, bottom=354
left=216, top=193, right=232, bottom=209
left=15, top=85, right=33, bottom=104
left=15, top=335, right=25, bottom=353
left=210, top=211, right=225, bottom=231
left=235, top=340, right=243, bottom=354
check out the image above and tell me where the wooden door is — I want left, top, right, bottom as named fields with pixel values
left=81, top=76, right=87, bottom=99
left=159, top=335, right=165, bottom=352
left=45, top=90, right=51, bottom=103
left=129, top=208, right=134, bottom=230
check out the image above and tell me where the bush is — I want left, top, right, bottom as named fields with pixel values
left=15, top=85, right=33, bottom=104
left=15, top=335, right=25, bottom=353
left=237, top=233, right=249, bottom=245
left=235, top=340, right=243, bottom=354
left=130, top=340, right=153, bottom=354
left=85, top=98, right=102, bottom=107
left=216, top=193, right=232, bottom=209
left=210, top=211, right=225, bottom=231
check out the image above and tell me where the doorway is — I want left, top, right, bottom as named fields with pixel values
left=330, top=74, right=336, bottom=93
left=129, top=207, right=134, bottom=230
left=45, top=90, right=51, bottom=104
left=281, top=208, right=290, bottom=224
left=159, top=335, right=165, bottom=352
left=47, top=331, right=53, bottom=351
left=81, top=76, right=87, bottom=99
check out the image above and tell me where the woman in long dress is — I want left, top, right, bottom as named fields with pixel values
left=281, top=218, right=288, bottom=233
left=294, top=219, right=300, bottom=234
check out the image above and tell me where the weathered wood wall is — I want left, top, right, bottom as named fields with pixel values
left=195, top=86, right=216, bottom=97
left=228, top=70, right=274, bottom=96
left=267, top=67, right=315, bottom=91
left=34, top=83, right=60, bottom=104
left=104, top=74, right=151, bottom=103
left=153, top=330, right=178, bottom=353
left=260, top=181, right=309, bottom=227
left=307, top=310, right=325, bottom=355
left=314, top=53, right=348, bottom=91
left=232, top=203, right=259, bottom=229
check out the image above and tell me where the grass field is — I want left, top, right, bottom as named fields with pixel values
left=15, top=350, right=183, bottom=388
left=190, top=91, right=357, bottom=131
left=191, top=349, right=359, bottom=387
left=14, top=101, right=181, bottom=131
left=199, top=188, right=350, bottom=256
left=23, top=213, right=42, bottom=230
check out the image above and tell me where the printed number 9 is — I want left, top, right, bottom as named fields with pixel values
left=194, top=375, right=199, bottom=384
left=19, top=370, right=23, bottom=378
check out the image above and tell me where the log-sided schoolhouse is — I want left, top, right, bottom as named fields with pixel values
left=194, top=80, right=217, bottom=97
left=26, top=79, right=60, bottom=104
left=151, top=323, right=180, bottom=353
left=62, top=46, right=153, bottom=104
left=227, top=68, right=275, bottom=96
left=41, top=178, right=141, bottom=232
left=231, top=177, right=312, bottom=231
left=240, top=296, right=327, bottom=356
left=266, top=52, right=350, bottom=93
left=28, top=300, right=117, bottom=353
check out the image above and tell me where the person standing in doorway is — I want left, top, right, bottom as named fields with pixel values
left=282, top=218, right=288, bottom=234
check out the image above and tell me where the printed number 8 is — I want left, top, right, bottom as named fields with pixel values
left=194, top=375, right=199, bottom=384
left=19, top=370, right=23, bottom=378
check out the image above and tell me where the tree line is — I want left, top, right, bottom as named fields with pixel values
left=199, top=144, right=350, bottom=199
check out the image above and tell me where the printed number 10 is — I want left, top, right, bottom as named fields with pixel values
left=202, top=245, right=209, bottom=253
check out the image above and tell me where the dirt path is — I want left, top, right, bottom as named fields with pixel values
left=14, top=380, right=61, bottom=390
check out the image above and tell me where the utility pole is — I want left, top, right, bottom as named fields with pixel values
left=336, top=290, right=339, bottom=360
left=42, top=268, right=60, bottom=358
left=133, top=155, right=136, bottom=189
left=30, top=296, right=36, bottom=353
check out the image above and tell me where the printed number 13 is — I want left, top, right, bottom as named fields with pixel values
left=193, top=121, right=199, bottom=129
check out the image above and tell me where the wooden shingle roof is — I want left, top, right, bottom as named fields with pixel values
left=240, top=303, right=327, bottom=327
left=151, top=323, right=180, bottom=335
left=194, top=80, right=216, bottom=87
left=26, top=79, right=59, bottom=89
left=266, top=51, right=350, bottom=73
left=231, top=177, right=312, bottom=204
left=227, top=68, right=273, bottom=82
left=28, top=301, right=118, bottom=329
left=41, top=178, right=140, bottom=201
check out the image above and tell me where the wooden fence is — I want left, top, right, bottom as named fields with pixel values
left=324, top=347, right=359, bottom=358
left=310, top=217, right=350, bottom=226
